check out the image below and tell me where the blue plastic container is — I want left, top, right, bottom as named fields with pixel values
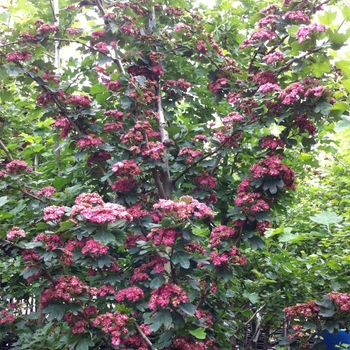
left=318, top=330, right=350, bottom=349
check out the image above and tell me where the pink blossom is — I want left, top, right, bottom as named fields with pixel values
left=6, top=51, right=32, bottom=62
left=106, top=80, right=121, bottom=92
left=209, top=225, right=235, bottom=248
left=194, top=173, right=217, bottom=189
left=6, top=160, right=33, bottom=173
left=279, top=82, right=304, bottom=104
left=76, top=134, right=104, bottom=148
left=37, top=186, right=56, bottom=198
left=222, top=112, right=244, bottom=123
left=262, top=51, right=284, bottom=64
left=95, top=42, right=109, bottom=54
left=37, top=23, right=59, bottom=34
left=103, top=122, right=123, bottom=131
left=149, top=283, right=189, bottom=310
left=115, top=287, right=144, bottom=302
left=91, top=30, right=105, bottom=39
left=154, top=196, right=214, bottom=220
left=284, top=11, right=310, bottom=24
left=296, top=23, right=326, bottom=44
left=147, top=228, right=179, bottom=246
left=258, top=83, right=281, bottom=94
left=0, top=310, right=16, bottom=324
left=66, top=28, right=82, bottom=35
left=81, top=238, right=109, bottom=255
left=43, top=205, right=66, bottom=221
left=66, top=94, right=92, bottom=108
left=112, top=160, right=142, bottom=177
left=178, top=147, right=203, bottom=164
left=6, top=227, right=26, bottom=240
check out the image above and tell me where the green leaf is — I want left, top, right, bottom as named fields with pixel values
left=178, top=303, right=196, bottom=316
left=318, top=11, right=337, bottom=25
left=336, top=60, right=350, bottom=77
left=90, top=84, right=107, bottom=95
left=150, top=275, right=165, bottom=289
left=171, top=251, right=191, bottom=269
left=21, top=266, right=40, bottom=279
left=94, top=230, right=116, bottom=243
left=189, top=328, right=206, bottom=340
left=42, top=303, right=65, bottom=321
left=310, top=211, right=343, bottom=228
left=329, top=102, right=349, bottom=111
left=146, top=310, right=173, bottom=332
left=335, top=116, right=350, bottom=131
left=76, top=338, right=94, bottom=350
left=0, top=196, right=8, bottom=207
left=243, top=292, right=259, bottom=304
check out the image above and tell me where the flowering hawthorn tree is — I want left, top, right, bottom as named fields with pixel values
left=0, top=0, right=349, bottom=349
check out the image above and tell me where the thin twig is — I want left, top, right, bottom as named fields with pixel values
left=134, top=321, right=154, bottom=349
left=8, top=186, right=44, bottom=202
left=173, top=136, right=232, bottom=184
left=0, top=137, right=14, bottom=160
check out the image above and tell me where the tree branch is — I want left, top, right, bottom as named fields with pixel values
left=0, top=137, right=14, bottom=161
left=134, top=321, right=154, bottom=349
left=173, top=135, right=232, bottom=184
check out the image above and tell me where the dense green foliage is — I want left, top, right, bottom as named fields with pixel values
left=0, top=0, right=350, bottom=349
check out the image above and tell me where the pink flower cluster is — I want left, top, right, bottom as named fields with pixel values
left=294, top=114, right=316, bottom=136
left=0, top=310, right=16, bottom=324
left=111, top=178, right=134, bottom=192
left=41, top=275, right=88, bottom=304
left=120, top=120, right=159, bottom=148
left=279, top=82, right=304, bottom=104
left=183, top=242, right=206, bottom=255
left=209, top=225, right=235, bottom=248
left=37, top=186, right=56, bottom=198
left=149, top=282, right=189, bottom=310
left=147, top=228, right=179, bottom=246
left=6, top=160, right=33, bottom=174
left=258, top=83, right=281, bottom=94
left=95, top=42, right=109, bottom=54
left=76, top=134, right=104, bottom=148
left=210, top=246, right=247, bottom=267
left=37, top=23, right=59, bottom=34
left=112, top=160, right=142, bottom=177
left=104, top=110, right=124, bottom=120
left=178, top=147, right=203, bottom=164
left=284, top=11, right=310, bottom=23
left=52, top=115, right=72, bottom=139
left=240, top=28, right=277, bottom=49
left=103, top=122, right=123, bottom=131
left=43, top=205, right=66, bottom=221
left=258, top=14, right=280, bottom=28
left=106, top=80, right=121, bottom=92
left=81, top=238, right=109, bottom=255
left=222, top=112, right=244, bottom=124
left=296, top=23, right=326, bottom=44
left=234, top=178, right=270, bottom=215
left=305, top=86, right=326, bottom=98
left=6, top=51, right=31, bottom=62
left=284, top=301, right=320, bottom=319
left=35, top=233, right=64, bottom=250
left=154, top=196, right=214, bottom=220
left=71, top=192, right=132, bottom=223
left=37, top=90, right=66, bottom=107
left=6, top=226, right=26, bottom=240
left=260, top=135, right=284, bottom=150
left=208, top=78, right=229, bottom=93
left=263, top=50, right=284, bottom=64
left=115, top=287, right=145, bottom=302
left=92, top=312, right=129, bottom=346
left=66, top=94, right=92, bottom=108
left=131, top=256, right=168, bottom=284
left=250, top=156, right=295, bottom=190
left=327, top=292, right=350, bottom=312
left=253, top=71, right=277, bottom=85
left=42, top=71, right=60, bottom=83
left=194, top=173, right=217, bottom=189
left=172, top=336, right=217, bottom=350
left=195, top=310, right=214, bottom=328
left=124, top=233, right=147, bottom=249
